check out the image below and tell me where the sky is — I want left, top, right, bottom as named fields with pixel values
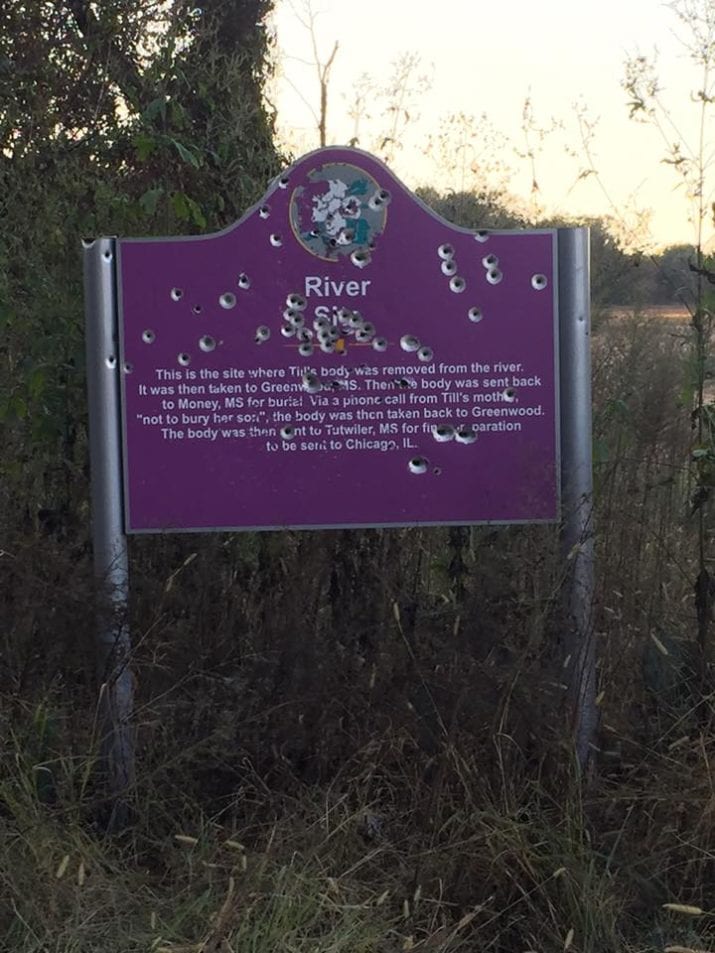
left=269, top=0, right=715, bottom=250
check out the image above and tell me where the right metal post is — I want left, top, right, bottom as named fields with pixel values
left=557, top=227, right=597, bottom=770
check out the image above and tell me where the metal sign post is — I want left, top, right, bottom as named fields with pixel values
left=83, top=238, right=134, bottom=828
left=83, top=149, right=596, bottom=815
left=557, top=228, right=597, bottom=769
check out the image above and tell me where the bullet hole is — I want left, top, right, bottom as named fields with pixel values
left=280, top=425, right=295, bottom=439
left=474, top=230, right=489, bottom=242
left=123, top=362, right=133, bottom=374
left=373, top=337, right=388, bottom=352
left=286, top=292, right=307, bottom=310
left=281, top=325, right=296, bottom=338
left=316, top=328, right=332, bottom=344
left=468, top=307, right=483, bottom=323
left=369, top=188, right=391, bottom=209
left=270, top=234, right=283, bottom=247
left=106, top=355, right=117, bottom=369
left=337, top=227, right=355, bottom=244
left=438, top=243, right=455, bottom=260
left=432, top=424, right=455, bottom=442
left=278, top=174, right=290, bottom=188
left=259, top=205, right=270, bottom=219
left=102, top=249, right=112, bottom=261
left=450, top=276, right=466, bottom=293
left=433, top=467, right=442, bottom=476
left=219, top=292, right=237, bottom=309
left=297, top=327, right=314, bottom=342
left=502, top=388, right=516, bottom=402
left=199, top=335, right=216, bottom=352
left=314, top=316, right=331, bottom=331
left=192, top=304, right=203, bottom=314
left=532, top=273, right=548, bottom=290
left=441, top=259, right=458, bottom=276
left=299, top=342, right=314, bottom=357
left=302, top=372, right=321, bottom=394
left=409, top=457, right=428, bottom=474
left=255, top=325, right=271, bottom=343
left=417, top=346, right=433, bottom=362
left=178, top=353, right=191, bottom=366
left=482, top=254, right=499, bottom=268
left=348, top=313, right=364, bottom=330
left=396, top=377, right=412, bottom=389
left=351, top=249, right=370, bottom=268
left=238, top=273, right=251, bottom=289
left=362, top=321, right=376, bottom=336
left=336, top=307, right=352, bottom=322
left=400, top=334, right=420, bottom=352
left=142, top=329, right=156, bottom=344
left=286, top=312, right=305, bottom=329
left=170, top=287, right=183, bottom=301
left=486, top=269, right=503, bottom=286
left=320, top=341, right=335, bottom=354
left=455, top=427, right=477, bottom=444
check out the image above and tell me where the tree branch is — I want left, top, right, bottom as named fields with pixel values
left=64, top=0, right=148, bottom=115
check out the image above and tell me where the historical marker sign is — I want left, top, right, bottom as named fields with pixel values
left=117, top=147, right=559, bottom=532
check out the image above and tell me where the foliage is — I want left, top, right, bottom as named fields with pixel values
left=2, top=301, right=713, bottom=951
left=621, top=0, right=715, bottom=664
left=0, top=0, right=283, bottom=518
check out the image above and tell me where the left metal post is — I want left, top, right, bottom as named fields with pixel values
left=83, top=238, right=134, bottom=829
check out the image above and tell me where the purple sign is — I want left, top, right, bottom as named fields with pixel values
left=117, top=147, right=559, bottom=532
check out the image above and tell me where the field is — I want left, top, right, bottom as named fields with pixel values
left=1, top=307, right=714, bottom=953
left=605, top=306, right=691, bottom=323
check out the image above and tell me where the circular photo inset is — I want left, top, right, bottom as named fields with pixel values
left=289, top=162, right=388, bottom=261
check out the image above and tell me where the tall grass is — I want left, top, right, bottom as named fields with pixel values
left=2, top=310, right=714, bottom=952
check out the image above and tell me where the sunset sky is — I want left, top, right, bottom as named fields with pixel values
left=269, top=0, right=715, bottom=250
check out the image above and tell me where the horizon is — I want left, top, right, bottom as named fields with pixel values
left=269, top=0, right=715, bottom=252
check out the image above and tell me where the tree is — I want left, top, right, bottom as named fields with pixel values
left=0, top=0, right=282, bottom=519
left=622, top=0, right=715, bottom=665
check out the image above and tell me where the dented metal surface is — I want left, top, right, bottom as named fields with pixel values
left=116, top=146, right=560, bottom=532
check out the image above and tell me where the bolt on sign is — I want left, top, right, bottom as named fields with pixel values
left=115, top=147, right=560, bottom=531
